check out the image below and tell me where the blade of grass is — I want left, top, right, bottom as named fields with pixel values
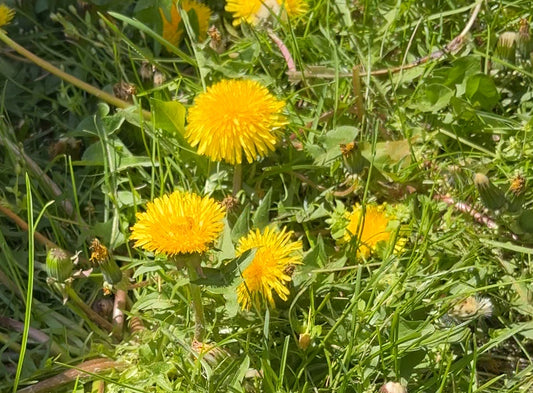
left=12, top=174, right=54, bottom=392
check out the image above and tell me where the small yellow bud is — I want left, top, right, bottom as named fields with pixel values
left=298, top=332, right=311, bottom=350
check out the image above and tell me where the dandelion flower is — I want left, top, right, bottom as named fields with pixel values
left=0, top=4, right=14, bottom=28
left=236, top=227, right=302, bottom=310
left=280, top=0, right=308, bottom=19
left=160, top=0, right=212, bottom=47
left=130, top=190, right=225, bottom=256
left=226, top=0, right=307, bottom=26
left=344, top=203, right=397, bottom=258
left=186, top=79, right=286, bottom=164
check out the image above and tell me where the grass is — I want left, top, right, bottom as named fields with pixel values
left=1, top=0, right=533, bottom=392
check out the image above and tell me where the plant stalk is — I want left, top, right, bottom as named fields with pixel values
left=232, top=164, right=243, bottom=196
left=186, top=255, right=206, bottom=342
left=0, top=31, right=151, bottom=120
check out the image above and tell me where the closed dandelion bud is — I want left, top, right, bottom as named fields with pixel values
left=100, top=257, right=122, bottom=285
left=298, top=332, right=311, bottom=350
left=495, top=32, right=517, bottom=64
left=341, top=142, right=368, bottom=174
left=153, top=71, right=165, bottom=87
left=90, top=239, right=122, bottom=285
left=139, top=61, right=154, bottom=81
left=380, top=381, right=407, bottom=393
left=474, top=173, right=508, bottom=211
left=191, top=339, right=231, bottom=367
left=518, top=19, right=533, bottom=58
left=46, top=248, right=73, bottom=283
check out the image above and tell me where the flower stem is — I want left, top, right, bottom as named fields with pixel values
left=0, top=31, right=151, bottom=120
left=186, top=256, right=206, bottom=342
left=232, top=164, right=243, bottom=196
left=64, top=285, right=114, bottom=333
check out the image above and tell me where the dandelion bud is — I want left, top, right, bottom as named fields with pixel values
left=474, top=173, right=508, bottom=211
left=380, top=381, right=407, bottom=393
left=495, top=32, right=517, bottom=64
left=46, top=248, right=73, bottom=283
left=153, top=71, right=165, bottom=87
left=298, top=332, right=311, bottom=350
left=191, top=339, right=230, bottom=367
left=139, top=61, right=154, bottom=81
left=518, top=19, right=533, bottom=58
left=90, top=239, right=122, bottom=285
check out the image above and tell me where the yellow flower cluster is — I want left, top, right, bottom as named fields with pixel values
left=226, top=0, right=308, bottom=26
left=130, top=188, right=302, bottom=310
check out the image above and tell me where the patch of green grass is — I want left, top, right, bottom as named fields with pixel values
left=1, top=0, right=533, bottom=392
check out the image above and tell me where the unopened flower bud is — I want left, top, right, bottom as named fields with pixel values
left=474, top=173, right=508, bottom=211
left=46, top=248, right=73, bottom=283
left=518, top=19, right=533, bottom=58
left=495, top=32, right=517, bottom=64
left=298, top=332, right=311, bottom=350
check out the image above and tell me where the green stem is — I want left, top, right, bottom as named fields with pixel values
left=185, top=255, right=206, bottom=342
left=64, top=286, right=114, bottom=333
left=232, top=164, right=243, bottom=196
left=0, top=31, right=151, bottom=120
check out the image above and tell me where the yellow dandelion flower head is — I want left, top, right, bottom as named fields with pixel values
left=160, top=0, right=212, bottom=47
left=186, top=79, right=287, bottom=165
left=280, top=0, right=308, bottom=18
left=225, top=0, right=307, bottom=26
left=130, top=190, right=225, bottom=256
left=236, top=227, right=302, bottom=310
left=0, top=4, right=15, bottom=28
left=344, top=203, right=397, bottom=258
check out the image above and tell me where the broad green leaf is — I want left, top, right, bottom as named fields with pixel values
left=307, top=126, right=359, bottom=165
left=465, top=73, right=500, bottom=110
left=360, top=138, right=412, bottom=170
left=252, top=188, right=273, bottom=230
left=230, top=356, right=250, bottom=390
left=231, top=204, right=251, bottom=242
left=410, top=83, right=454, bottom=113
left=151, top=98, right=186, bottom=136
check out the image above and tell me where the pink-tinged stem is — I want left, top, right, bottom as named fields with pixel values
left=267, top=29, right=296, bottom=73
left=435, top=194, right=498, bottom=230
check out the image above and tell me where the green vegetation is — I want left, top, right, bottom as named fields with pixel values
left=1, top=0, right=533, bottom=392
